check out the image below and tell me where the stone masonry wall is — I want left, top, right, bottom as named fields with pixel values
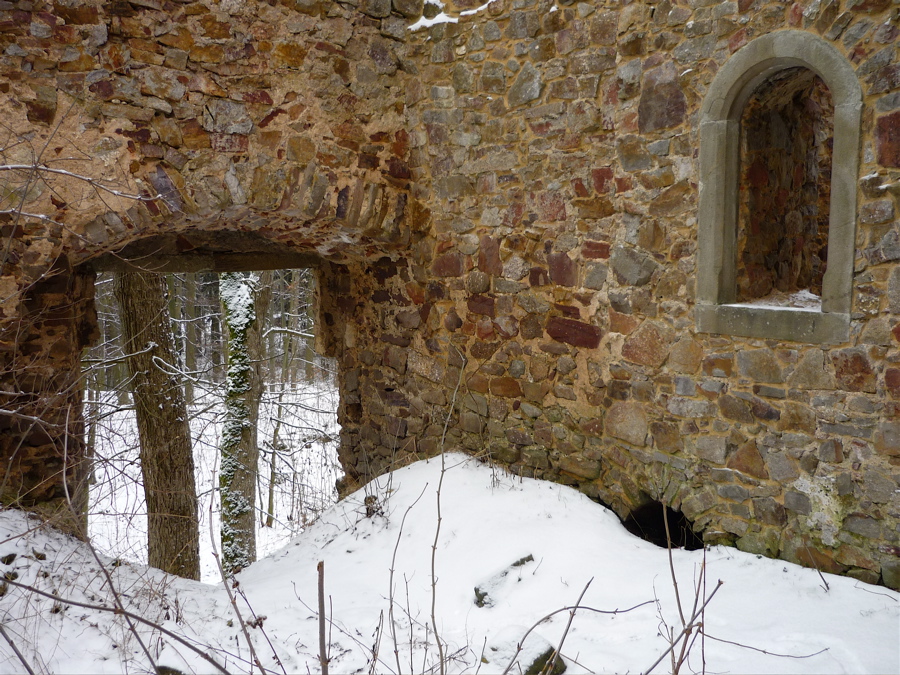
left=0, top=0, right=428, bottom=531
left=0, top=0, right=898, bottom=589
left=401, top=0, right=900, bottom=588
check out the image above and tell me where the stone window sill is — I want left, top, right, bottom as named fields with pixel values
left=696, top=303, right=849, bottom=344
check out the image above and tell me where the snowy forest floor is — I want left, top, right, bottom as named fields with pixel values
left=0, top=453, right=898, bottom=674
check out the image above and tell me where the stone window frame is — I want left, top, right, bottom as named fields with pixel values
left=696, top=30, right=862, bottom=344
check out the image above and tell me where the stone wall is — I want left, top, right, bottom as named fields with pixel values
left=402, top=0, right=899, bottom=588
left=0, top=0, right=898, bottom=588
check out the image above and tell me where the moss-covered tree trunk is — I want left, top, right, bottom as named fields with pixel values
left=114, top=271, right=200, bottom=580
left=218, top=271, right=270, bottom=574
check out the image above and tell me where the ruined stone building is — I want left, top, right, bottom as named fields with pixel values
left=0, top=0, right=897, bottom=588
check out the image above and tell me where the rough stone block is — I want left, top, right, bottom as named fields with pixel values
left=605, top=401, right=647, bottom=446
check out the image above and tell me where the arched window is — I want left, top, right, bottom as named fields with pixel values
left=696, top=31, right=861, bottom=344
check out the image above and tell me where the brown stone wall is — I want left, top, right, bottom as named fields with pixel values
left=0, top=0, right=898, bottom=589
left=0, top=0, right=427, bottom=531
left=404, top=0, right=899, bottom=588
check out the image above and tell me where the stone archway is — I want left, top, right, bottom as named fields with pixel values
left=0, top=0, right=429, bottom=532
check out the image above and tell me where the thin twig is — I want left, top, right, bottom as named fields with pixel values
left=61, top=405, right=158, bottom=672
left=501, top=600, right=655, bottom=675
left=642, top=580, right=724, bottom=675
left=208, top=466, right=267, bottom=674
left=2, top=578, right=231, bottom=674
left=701, top=632, right=829, bottom=659
left=389, top=485, right=429, bottom=675
left=0, top=621, right=35, bottom=675
left=0, top=163, right=162, bottom=201
left=318, top=561, right=329, bottom=675
left=541, top=578, right=593, bottom=675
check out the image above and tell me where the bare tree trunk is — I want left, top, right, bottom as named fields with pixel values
left=218, top=271, right=270, bottom=574
left=114, top=271, right=200, bottom=581
left=184, top=273, right=197, bottom=405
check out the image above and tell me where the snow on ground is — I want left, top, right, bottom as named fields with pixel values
left=1, top=454, right=898, bottom=674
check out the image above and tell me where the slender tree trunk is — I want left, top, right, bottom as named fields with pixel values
left=114, top=271, right=200, bottom=581
left=184, top=273, right=197, bottom=405
left=218, top=271, right=270, bottom=574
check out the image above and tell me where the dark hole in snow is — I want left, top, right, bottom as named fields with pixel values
left=622, top=502, right=704, bottom=551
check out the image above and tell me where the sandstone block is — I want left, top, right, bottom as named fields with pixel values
left=507, top=62, right=542, bottom=108
left=831, top=348, right=876, bottom=393
left=737, top=349, right=783, bottom=383
left=610, top=245, right=659, bottom=286
left=622, top=320, right=673, bottom=368
left=605, top=401, right=647, bottom=446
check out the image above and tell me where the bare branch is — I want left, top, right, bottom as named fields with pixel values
left=0, top=164, right=162, bottom=202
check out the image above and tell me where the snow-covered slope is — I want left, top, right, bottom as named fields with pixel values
left=1, top=454, right=897, bottom=674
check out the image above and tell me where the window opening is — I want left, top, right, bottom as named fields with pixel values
left=737, top=68, right=834, bottom=308
left=696, top=30, right=861, bottom=344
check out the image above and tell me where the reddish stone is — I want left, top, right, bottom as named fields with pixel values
left=614, top=176, right=632, bottom=193
left=471, top=341, right=499, bottom=360
left=886, top=368, right=900, bottom=399
left=529, top=267, right=549, bottom=286
left=702, top=354, right=733, bottom=377
left=432, top=252, right=464, bottom=277
left=831, top=348, right=876, bottom=393
left=478, top=235, right=502, bottom=275
left=53, top=3, right=100, bottom=23
left=622, top=321, right=672, bottom=367
left=210, top=133, right=248, bottom=153
left=466, top=373, right=489, bottom=393
left=180, top=118, right=210, bottom=149
left=536, top=191, right=566, bottom=221
left=475, top=317, right=495, bottom=340
left=787, top=2, right=803, bottom=25
left=651, top=421, right=682, bottom=453
left=592, top=167, right=614, bottom=192
left=749, top=397, right=781, bottom=422
left=638, top=63, right=686, bottom=133
left=727, top=441, right=769, bottom=479
left=547, top=317, right=602, bottom=349
left=553, top=304, right=579, bottom=318
left=728, top=28, right=748, bottom=53
left=573, top=178, right=589, bottom=197
left=583, top=241, right=610, bottom=259
left=491, top=377, right=523, bottom=398
left=609, top=308, right=638, bottom=335
left=792, top=545, right=847, bottom=576
left=547, top=252, right=576, bottom=287
left=580, top=418, right=604, bottom=437
left=876, top=112, right=900, bottom=168
left=240, top=90, right=273, bottom=105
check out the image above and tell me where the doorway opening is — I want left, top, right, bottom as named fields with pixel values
left=83, top=265, right=340, bottom=581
